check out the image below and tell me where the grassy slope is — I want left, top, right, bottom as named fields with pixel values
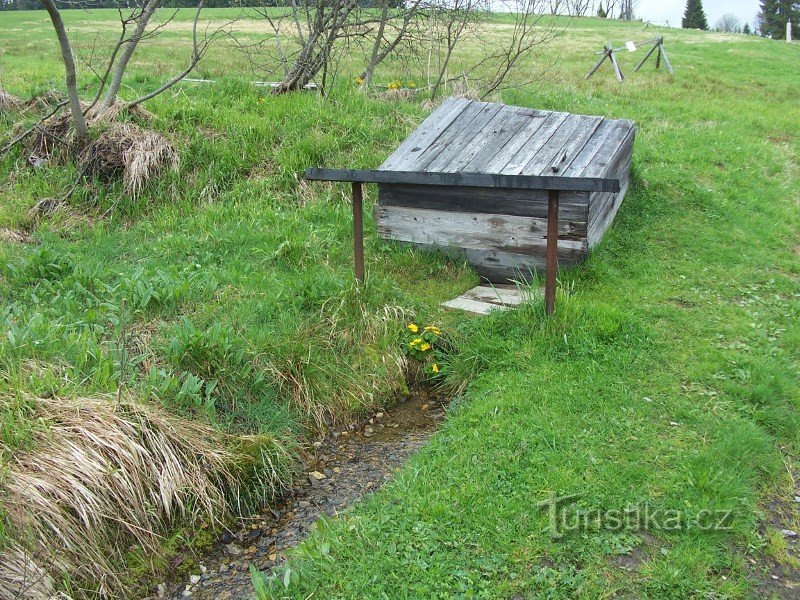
left=1, top=9, right=799, bottom=597
left=256, top=21, right=799, bottom=600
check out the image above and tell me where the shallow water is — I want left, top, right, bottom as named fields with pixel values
left=164, top=388, right=445, bottom=599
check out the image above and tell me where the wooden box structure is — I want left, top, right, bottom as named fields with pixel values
left=373, top=97, right=635, bottom=282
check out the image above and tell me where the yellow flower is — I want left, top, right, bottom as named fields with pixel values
left=409, top=337, right=423, bottom=347
left=354, top=77, right=364, bottom=85
left=419, top=342, right=431, bottom=352
left=407, top=323, right=419, bottom=333
left=408, top=82, right=417, bottom=88
left=424, top=325, right=441, bottom=335
left=431, top=363, right=439, bottom=373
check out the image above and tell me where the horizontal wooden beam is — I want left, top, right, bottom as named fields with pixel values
left=304, top=168, right=620, bottom=193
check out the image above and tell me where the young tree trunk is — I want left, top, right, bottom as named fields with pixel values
left=100, top=0, right=161, bottom=111
left=360, top=0, right=420, bottom=88
left=41, top=0, right=87, bottom=141
left=361, top=0, right=390, bottom=88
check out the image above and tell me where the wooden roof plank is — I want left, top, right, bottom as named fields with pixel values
left=578, top=121, right=635, bottom=177
left=447, top=107, right=531, bottom=171
left=528, top=115, right=604, bottom=176
left=379, top=97, right=471, bottom=171
left=474, top=110, right=550, bottom=173
left=424, top=104, right=514, bottom=172
left=560, top=119, right=631, bottom=177
left=518, top=113, right=589, bottom=176
left=500, top=111, right=570, bottom=174
left=399, top=100, right=492, bottom=171
left=557, top=118, right=614, bottom=175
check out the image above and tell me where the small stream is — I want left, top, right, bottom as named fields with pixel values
left=163, top=388, right=446, bottom=599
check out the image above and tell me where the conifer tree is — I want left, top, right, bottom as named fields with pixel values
left=682, top=0, right=709, bottom=30
left=758, top=0, right=800, bottom=39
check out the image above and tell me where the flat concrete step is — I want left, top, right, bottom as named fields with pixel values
left=441, top=284, right=537, bottom=315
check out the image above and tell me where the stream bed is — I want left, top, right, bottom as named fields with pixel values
left=162, top=388, right=446, bottom=599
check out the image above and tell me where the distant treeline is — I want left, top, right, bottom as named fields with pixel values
left=0, top=0, right=402, bottom=9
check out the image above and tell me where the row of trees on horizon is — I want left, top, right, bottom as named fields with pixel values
left=1, top=0, right=797, bottom=41
left=682, top=0, right=798, bottom=39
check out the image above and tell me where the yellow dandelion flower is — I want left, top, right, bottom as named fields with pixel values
left=424, top=325, right=441, bottom=335
left=354, top=77, right=364, bottom=85
left=410, top=337, right=423, bottom=346
left=419, top=342, right=431, bottom=352
left=431, top=363, right=439, bottom=373
left=407, top=323, right=419, bottom=333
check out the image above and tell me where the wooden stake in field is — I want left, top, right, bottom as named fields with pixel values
left=634, top=37, right=674, bottom=75
left=585, top=44, right=624, bottom=81
left=586, top=36, right=674, bottom=81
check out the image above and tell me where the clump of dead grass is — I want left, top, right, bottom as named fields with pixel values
left=0, top=227, right=30, bottom=244
left=0, top=394, right=291, bottom=598
left=0, top=89, right=22, bottom=113
left=23, top=90, right=65, bottom=113
left=26, top=103, right=177, bottom=200
left=83, top=122, right=179, bottom=198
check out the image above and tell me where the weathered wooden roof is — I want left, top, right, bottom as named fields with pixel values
left=305, top=97, right=634, bottom=193
left=380, top=97, right=635, bottom=181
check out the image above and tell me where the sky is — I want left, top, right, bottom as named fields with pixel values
left=635, top=0, right=761, bottom=28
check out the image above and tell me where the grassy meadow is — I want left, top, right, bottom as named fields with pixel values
left=1, top=7, right=799, bottom=598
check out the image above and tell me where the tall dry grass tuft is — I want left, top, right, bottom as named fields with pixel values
left=0, top=394, right=290, bottom=598
left=0, top=89, right=22, bottom=112
left=83, top=122, right=179, bottom=198
left=28, top=102, right=176, bottom=198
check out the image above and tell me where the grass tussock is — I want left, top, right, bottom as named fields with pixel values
left=23, top=89, right=65, bottom=112
left=0, top=227, right=29, bottom=243
left=29, top=103, right=173, bottom=198
left=0, top=394, right=270, bottom=598
left=0, top=89, right=22, bottom=112
left=84, top=122, right=178, bottom=198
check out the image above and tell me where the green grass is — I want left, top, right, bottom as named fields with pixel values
left=1, top=8, right=799, bottom=598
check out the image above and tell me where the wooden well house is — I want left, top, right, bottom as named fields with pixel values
left=305, top=97, right=635, bottom=313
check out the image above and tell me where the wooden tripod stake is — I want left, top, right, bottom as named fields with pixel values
left=634, top=37, right=674, bottom=74
left=585, top=44, right=624, bottom=81
left=585, top=36, right=674, bottom=81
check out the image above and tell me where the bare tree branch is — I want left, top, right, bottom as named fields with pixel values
left=100, top=0, right=161, bottom=111
left=126, top=1, right=222, bottom=109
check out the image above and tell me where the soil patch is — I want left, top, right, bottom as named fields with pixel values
left=745, top=461, right=800, bottom=598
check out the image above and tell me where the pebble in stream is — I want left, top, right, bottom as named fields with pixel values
left=164, top=390, right=445, bottom=600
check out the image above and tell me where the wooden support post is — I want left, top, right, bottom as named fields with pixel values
left=659, top=42, right=674, bottom=74
left=634, top=39, right=659, bottom=71
left=545, top=189, right=559, bottom=316
left=352, top=182, right=364, bottom=283
left=609, top=49, right=624, bottom=81
left=584, top=46, right=610, bottom=80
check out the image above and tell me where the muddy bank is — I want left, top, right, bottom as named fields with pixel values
left=163, top=388, right=446, bottom=600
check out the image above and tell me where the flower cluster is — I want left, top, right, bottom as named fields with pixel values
left=404, top=322, right=442, bottom=376
left=387, top=80, right=417, bottom=90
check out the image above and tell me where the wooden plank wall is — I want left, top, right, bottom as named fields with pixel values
left=587, top=127, right=635, bottom=248
left=377, top=185, right=590, bottom=220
